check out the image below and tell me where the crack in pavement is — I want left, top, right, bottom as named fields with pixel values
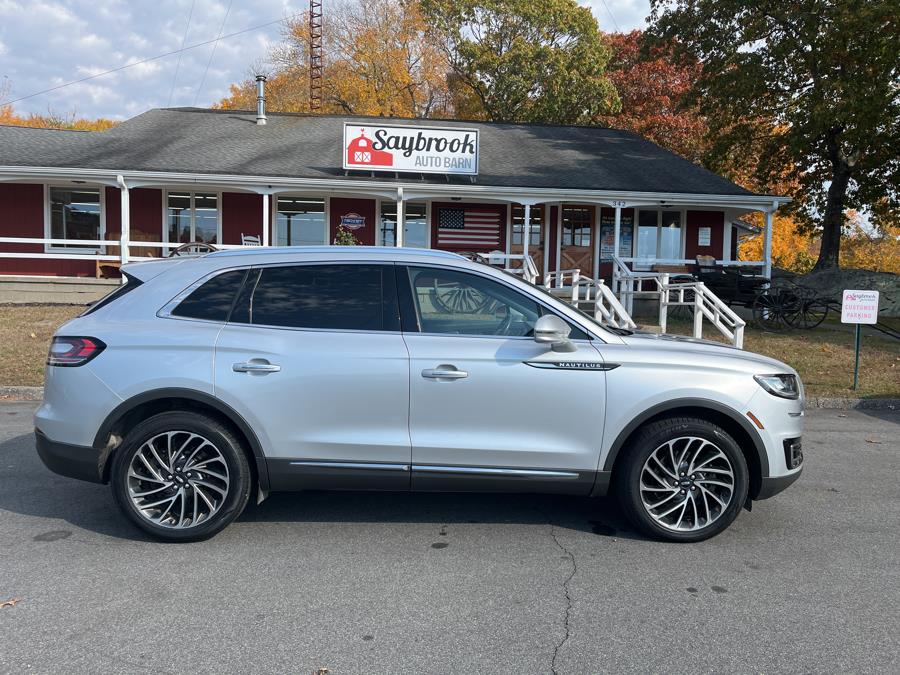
left=549, top=527, right=577, bottom=675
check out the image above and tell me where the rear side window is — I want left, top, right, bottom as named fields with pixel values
left=237, top=264, right=396, bottom=331
left=171, top=269, right=247, bottom=322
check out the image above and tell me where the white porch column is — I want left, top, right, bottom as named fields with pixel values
left=723, top=218, right=733, bottom=262
left=591, top=207, right=601, bottom=278
left=395, top=187, right=404, bottom=247
left=612, top=206, right=621, bottom=263
left=262, top=193, right=270, bottom=247
left=117, top=175, right=130, bottom=265
left=522, top=203, right=531, bottom=259
left=763, top=209, right=774, bottom=278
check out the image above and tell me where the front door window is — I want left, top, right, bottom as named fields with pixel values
left=560, top=206, right=595, bottom=276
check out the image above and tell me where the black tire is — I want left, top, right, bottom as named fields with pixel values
left=614, top=417, right=749, bottom=543
left=110, top=411, right=252, bottom=542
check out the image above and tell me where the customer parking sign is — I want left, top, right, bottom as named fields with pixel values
left=841, top=290, right=879, bottom=324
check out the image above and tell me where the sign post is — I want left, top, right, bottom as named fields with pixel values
left=840, top=290, right=879, bottom=390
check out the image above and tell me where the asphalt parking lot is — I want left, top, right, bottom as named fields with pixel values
left=1, top=402, right=898, bottom=674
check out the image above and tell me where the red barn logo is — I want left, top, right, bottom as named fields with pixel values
left=346, top=129, right=393, bottom=167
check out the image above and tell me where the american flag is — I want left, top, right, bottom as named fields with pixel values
left=437, top=207, right=502, bottom=248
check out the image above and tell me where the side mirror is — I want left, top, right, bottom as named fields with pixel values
left=533, top=314, right=576, bottom=352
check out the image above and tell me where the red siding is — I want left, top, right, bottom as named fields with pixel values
left=329, top=197, right=377, bottom=246
left=685, top=210, right=725, bottom=260
left=222, top=192, right=263, bottom=245
left=430, top=202, right=507, bottom=253
left=0, top=183, right=96, bottom=276
left=546, top=205, right=558, bottom=271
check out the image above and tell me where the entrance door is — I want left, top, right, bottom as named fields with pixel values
left=510, top=204, right=544, bottom=276
left=214, top=263, right=411, bottom=491
left=559, top=205, right=595, bottom=277
left=400, top=265, right=608, bottom=493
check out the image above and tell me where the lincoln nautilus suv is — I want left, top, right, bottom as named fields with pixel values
left=35, top=247, right=804, bottom=542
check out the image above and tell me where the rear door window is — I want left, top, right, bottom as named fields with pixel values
left=237, top=264, right=398, bottom=332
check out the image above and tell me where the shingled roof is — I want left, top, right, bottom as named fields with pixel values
left=0, top=108, right=755, bottom=196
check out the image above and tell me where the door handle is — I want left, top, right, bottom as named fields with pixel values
left=422, top=366, right=468, bottom=380
left=233, top=361, right=281, bottom=374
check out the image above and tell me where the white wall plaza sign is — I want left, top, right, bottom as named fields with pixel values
left=343, top=123, right=479, bottom=175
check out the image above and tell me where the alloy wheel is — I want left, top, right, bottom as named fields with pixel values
left=639, top=436, right=735, bottom=532
left=126, top=431, right=230, bottom=529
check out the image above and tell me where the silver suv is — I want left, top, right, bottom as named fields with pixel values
left=35, top=247, right=804, bottom=542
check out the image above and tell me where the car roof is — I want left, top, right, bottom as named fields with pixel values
left=207, top=246, right=466, bottom=261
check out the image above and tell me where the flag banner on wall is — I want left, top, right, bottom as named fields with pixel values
left=437, top=207, right=502, bottom=248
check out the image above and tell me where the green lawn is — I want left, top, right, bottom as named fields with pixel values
left=1, top=304, right=898, bottom=398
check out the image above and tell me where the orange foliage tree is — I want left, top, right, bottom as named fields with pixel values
left=217, top=0, right=450, bottom=118
left=1, top=83, right=116, bottom=131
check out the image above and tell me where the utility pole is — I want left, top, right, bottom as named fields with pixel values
left=309, top=1, right=323, bottom=112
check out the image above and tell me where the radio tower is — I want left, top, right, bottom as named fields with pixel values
left=309, top=0, right=323, bottom=112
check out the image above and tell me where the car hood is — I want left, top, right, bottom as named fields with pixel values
left=621, top=331, right=795, bottom=374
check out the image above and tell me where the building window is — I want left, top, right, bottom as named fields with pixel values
left=275, top=197, right=326, bottom=246
left=562, top=206, right=592, bottom=247
left=511, top=205, right=543, bottom=247
left=47, top=187, right=103, bottom=251
left=167, top=192, right=219, bottom=249
left=380, top=202, right=427, bottom=247
left=637, top=209, right=683, bottom=260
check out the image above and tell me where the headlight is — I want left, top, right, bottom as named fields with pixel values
left=754, top=374, right=800, bottom=400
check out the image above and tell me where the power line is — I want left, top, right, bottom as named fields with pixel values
left=193, top=0, right=233, bottom=106
left=599, top=0, right=621, bottom=32
left=168, top=0, right=197, bottom=107
left=0, top=12, right=302, bottom=108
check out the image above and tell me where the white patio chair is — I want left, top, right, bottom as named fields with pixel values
left=241, top=233, right=262, bottom=246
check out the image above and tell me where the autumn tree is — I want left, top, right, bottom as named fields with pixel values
left=648, top=0, right=900, bottom=271
left=420, top=0, right=619, bottom=123
left=0, top=81, right=116, bottom=130
left=599, top=31, right=708, bottom=163
left=218, top=0, right=450, bottom=118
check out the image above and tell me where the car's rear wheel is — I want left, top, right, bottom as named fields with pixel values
left=615, top=417, right=749, bottom=542
left=110, top=411, right=251, bottom=542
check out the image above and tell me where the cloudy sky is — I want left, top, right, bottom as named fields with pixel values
left=0, top=0, right=651, bottom=120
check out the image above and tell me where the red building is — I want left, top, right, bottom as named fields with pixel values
left=0, top=107, right=783, bottom=286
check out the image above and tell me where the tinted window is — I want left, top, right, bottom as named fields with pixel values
left=407, top=267, right=541, bottom=337
left=247, top=264, right=390, bottom=331
left=171, top=269, right=247, bottom=321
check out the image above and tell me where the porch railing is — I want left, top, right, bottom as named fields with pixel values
left=612, top=257, right=746, bottom=348
left=544, top=269, right=636, bottom=330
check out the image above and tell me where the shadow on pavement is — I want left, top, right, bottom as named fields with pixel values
left=0, top=432, right=640, bottom=543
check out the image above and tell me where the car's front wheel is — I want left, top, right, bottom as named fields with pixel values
left=616, top=417, right=749, bottom=542
left=110, top=411, right=251, bottom=542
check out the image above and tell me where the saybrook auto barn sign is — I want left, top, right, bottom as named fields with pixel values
left=343, top=123, right=479, bottom=175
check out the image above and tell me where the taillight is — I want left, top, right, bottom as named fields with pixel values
left=47, top=337, right=106, bottom=367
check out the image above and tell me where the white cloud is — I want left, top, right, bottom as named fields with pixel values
left=1, top=0, right=650, bottom=118
left=0, top=0, right=302, bottom=116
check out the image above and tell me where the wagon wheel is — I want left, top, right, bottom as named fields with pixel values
left=168, top=242, right=218, bottom=257
left=785, top=298, right=829, bottom=329
left=431, top=282, right=491, bottom=314
left=667, top=287, right=695, bottom=321
left=752, top=290, right=796, bottom=332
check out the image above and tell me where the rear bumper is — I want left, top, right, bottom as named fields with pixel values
left=756, top=467, right=802, bottom=500
left=35, top=429, right=105, bottom=484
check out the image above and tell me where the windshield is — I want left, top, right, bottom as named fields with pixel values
left=494, top=266, right=633, bottom=336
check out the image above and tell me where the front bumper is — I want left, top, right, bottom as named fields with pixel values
left=756, top=467, right=802, bottom=499
left=35, top=429, right=105, bottom=484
